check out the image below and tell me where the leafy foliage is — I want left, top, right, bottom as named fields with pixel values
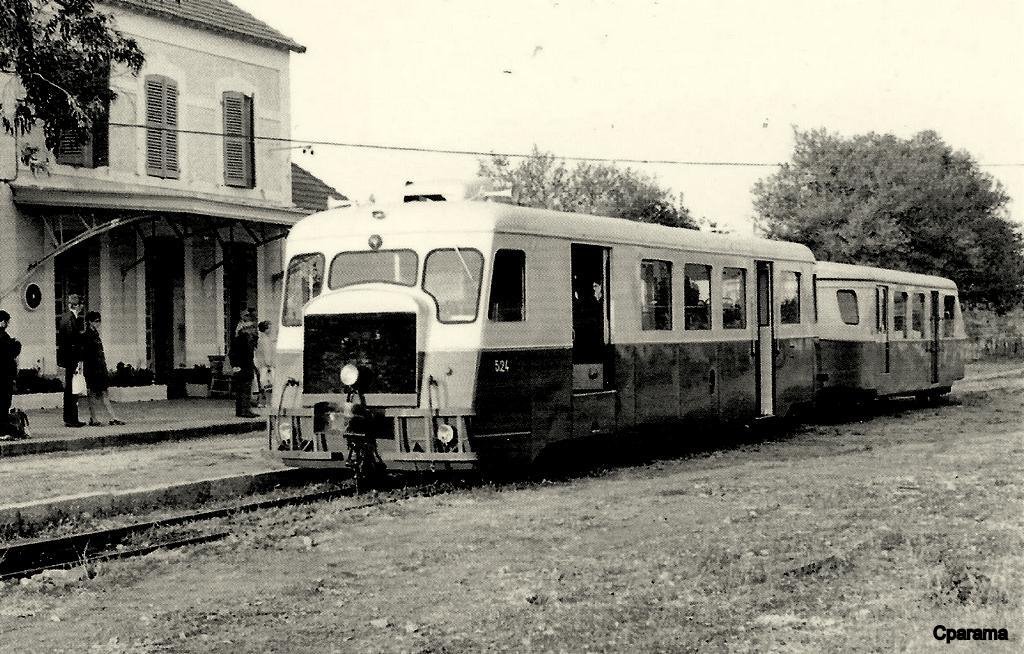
left=753, top=128, right=1024, bottom=312
left=0, top=0, right=144, bottom=151
left=478, top=146, right=697, bottom=229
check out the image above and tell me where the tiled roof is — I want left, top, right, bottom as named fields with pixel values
left=291, top=163, right=347, bottom=212
left=103, top=0, right=305, bottom=52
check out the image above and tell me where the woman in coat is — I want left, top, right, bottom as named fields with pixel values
left=81, top=311, right=124, bottom=426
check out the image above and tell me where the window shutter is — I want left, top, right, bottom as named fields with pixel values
left=223, top=92, right=254, bottom=188
left=145, top=76, right=179, bottom=179
left=145, top=77, right=165, bottom=176
left=163, top=79, right=179, bottom=178
left=56, top=131, right=91, bottom=167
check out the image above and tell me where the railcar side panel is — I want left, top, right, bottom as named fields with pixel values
left=716, top=340, right=757, bottom=423
left=774, top=336, right=817, bottom=415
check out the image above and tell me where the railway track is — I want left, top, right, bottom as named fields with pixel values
left=0, top=486, right=366, bottom=581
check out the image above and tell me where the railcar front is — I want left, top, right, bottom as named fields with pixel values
left=815, top=261, right=966, bottom=401
left=269, top=205, right=496, bottom=472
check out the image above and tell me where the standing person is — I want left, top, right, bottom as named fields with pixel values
left=254, top=319, right=274, bottom=406
left=0, top=310, right=21, bottom=436
left=57, top=294, right=85, bottom=427
left=81, top=312, right=124, bottom=426
left=229, top=309, right=259, bottom=418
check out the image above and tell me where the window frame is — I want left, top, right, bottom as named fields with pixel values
left=836, top=289, right=859, bottom=325
left=488, top=248, right=527, bottom=323
left=422, top=247, right=485, bottom=324
left=639, top=259, right=673, bottom=331
left=721, top=267, right=747, bottom=330
left=942, top=295, right=957, bottom=337
left=327, top=249, right=419, bottom=291
left=281, top=252, right=325, bottom=327
left=893, top=291, right=908, bottom=337
left=683, top=263, right=712, bottom=331
left=779, top=271, right=801, bottom=325
left=911, top=292, right=926, bottom=336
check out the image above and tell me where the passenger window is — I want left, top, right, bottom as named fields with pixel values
left=837, top=290, right=859, bottom=325
left=893, top=292, right=907, bottom=336
left=684, top=264, right=711, bottom=330
left=780, top=272, right=801, bottom=324
left=722, top=267, right=746, bottom=329
left=328, top=250, right=417, bottom=289
left=281, top=252, right=324, bottom=327
left=423, top=248, right=484, bottom=323
left=911, top=293, right=925, bottom=335
left=488, top=249, right=526, bottom=322
left=943, top=295, right=956, bottom=337
left=640, top=259, right=672, bottom=330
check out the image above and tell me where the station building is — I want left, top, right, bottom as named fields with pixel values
left=0, top=0, right=340, bottom=381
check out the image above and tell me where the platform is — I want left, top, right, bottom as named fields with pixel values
left=0, top=398, right=265, bottom=458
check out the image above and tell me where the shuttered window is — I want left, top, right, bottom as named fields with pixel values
left=223, top=91, right=255, bottom=188
left=145, top=75, right=179, bottom=179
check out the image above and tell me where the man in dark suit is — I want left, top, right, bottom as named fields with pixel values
left=57, top=294, right=85, bottom=427
left=229, top=308, right=259, bottom=418
left=0, top=310, right=20, bottom=435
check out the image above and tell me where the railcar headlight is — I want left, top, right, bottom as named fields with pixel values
left=340, top=364, right=360, bottom=387
left=278, top=421, right=293, bottom=441
left=436, top=423, right=456, bottom=445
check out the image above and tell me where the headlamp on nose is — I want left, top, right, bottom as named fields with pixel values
left=340, top=363, right=360, bottom=387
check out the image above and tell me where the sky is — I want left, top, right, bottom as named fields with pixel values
left=235, top=0, right=1023, bottom=234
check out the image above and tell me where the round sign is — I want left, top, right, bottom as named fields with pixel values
left=23, top=283, right=42, bottom=311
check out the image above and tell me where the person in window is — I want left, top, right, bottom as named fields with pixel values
left=81, top=311, right=124, bottom=426
left=230, top=309, right=259, bottom=418
left=57, top=294, right=85, bottom=427
left=0, top=310, right=21, bottom=436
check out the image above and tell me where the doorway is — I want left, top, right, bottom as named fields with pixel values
left=223, top=242, right=258, bottom=353
left=755, top=261, right=775, bottom=416
left=930, top=290, right=940, bottom=383
left=876, top=285, right=890, bottom=373
left=145, top=238, right=185, bottom=381
left=570, top=244, right=616, bottom=438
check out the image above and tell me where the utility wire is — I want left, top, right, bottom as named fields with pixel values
left=107, top=121, right=1024, bottom=168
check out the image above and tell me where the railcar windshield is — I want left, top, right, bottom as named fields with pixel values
left=282, top=253, right=324, bottom=327
left=423, top=248, right=484, bottom=323
left=328, top=250, right=418, bottom=290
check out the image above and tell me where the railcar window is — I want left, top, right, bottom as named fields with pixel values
left=640, top=259, right=672, bottom=330
left=836, top=290, right=859, bottom=325
left=912, top=293, right=925, bottom=334
left=722, top=267, right=746, bottom=329
left=488, top=249, right=526, bottom=322
left=328, top=250, right=418, bottom=290
left=281, top=253, right=324, bottom=327
left=423, top=248, right=484, bottom=323
left=943, top=295, right=956, bottom=337
left=684, top=264, right=712, bottom=330
left=893, top=292, right=908, bottom=336
left=780, top=272, right=801, bottom=324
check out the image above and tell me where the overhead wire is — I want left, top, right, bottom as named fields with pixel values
left=105, top=122, right=1024, bottom=168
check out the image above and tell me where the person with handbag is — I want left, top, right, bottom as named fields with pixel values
left=229, top=309, right=259, bottom=418
left=81, top=311, right=124, bottom=426
left=57, top=294, right=85, bottom=427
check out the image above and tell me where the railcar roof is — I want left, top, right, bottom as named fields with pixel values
left=288, top=202, right=816, bottom=261
left=815, top=261, right=958, bottom=290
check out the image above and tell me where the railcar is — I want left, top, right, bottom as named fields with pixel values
left=268, top=201, right=819, bottom=472
left=814, top=261, right=966, bottom=401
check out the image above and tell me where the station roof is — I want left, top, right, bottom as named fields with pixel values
left=104, top=0, right=305, bottom=52
left=289, top=201, right=817, bottom=262
left=815, top=261, right=958, bottom=290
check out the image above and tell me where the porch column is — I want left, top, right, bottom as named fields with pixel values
left=97, top=233, right=114, bottom=351
left=135, top=231, right=148, bottom=369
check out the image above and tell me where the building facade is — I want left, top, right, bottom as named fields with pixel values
left=0, top=0, right=314, bottom=380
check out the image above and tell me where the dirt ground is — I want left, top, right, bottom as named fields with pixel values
left=0, top=369, right=1022, bottom=653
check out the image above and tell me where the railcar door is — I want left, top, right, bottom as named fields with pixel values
left=570, top=244, right=617, bottom=438
left=876, top=285, right=890, bottom=374
left=930, top=290, right=940, bottom=383
left=755, top=261, right=774, bottom=416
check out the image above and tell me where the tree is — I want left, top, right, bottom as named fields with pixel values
left=753, top=128, right=1024, bottom=312
left=478, top=146, right=698, bottom=229
left=1, top=0, right=144, bottom=152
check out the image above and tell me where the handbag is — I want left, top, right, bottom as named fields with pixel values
left=71, top=365, right=87, bottom=396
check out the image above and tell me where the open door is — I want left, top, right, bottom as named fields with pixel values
left=876, top=285, right=890, bottom=373
left=755, top=261, right=774, bottom=416
left=570, top=244, right=616, bottom=438
left=930, top=290, right=940, bottom=383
